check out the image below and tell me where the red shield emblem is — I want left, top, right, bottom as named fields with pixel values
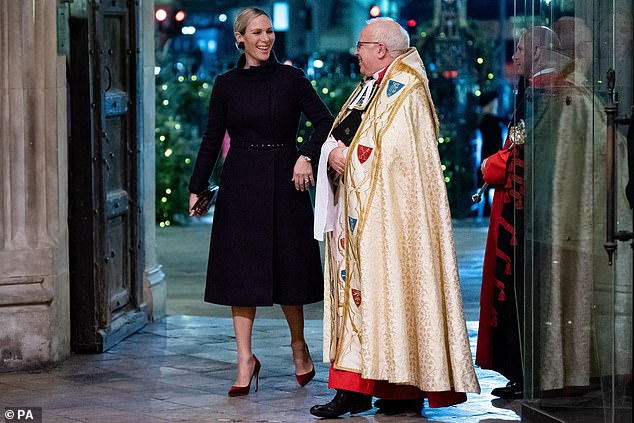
left=357, top=145, right=373, bottom=164
left=352, top=289, right=362, bottom=307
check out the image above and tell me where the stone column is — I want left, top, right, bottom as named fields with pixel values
left=140, top=0, right=166, bottom=321
left=0, top=0, right=70, bottom=369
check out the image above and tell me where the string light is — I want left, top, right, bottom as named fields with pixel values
left=155, top=60, right=478, bottom=224
left=155, top=9, right=167, bottom=22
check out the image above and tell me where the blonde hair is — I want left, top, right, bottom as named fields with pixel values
left=234, top=7, right=269, bottom=35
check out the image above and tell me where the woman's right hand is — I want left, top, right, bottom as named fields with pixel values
left=189, top=193, right=203, bottom=217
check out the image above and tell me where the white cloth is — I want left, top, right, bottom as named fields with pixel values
left=313, top=135, right=339, bottom=241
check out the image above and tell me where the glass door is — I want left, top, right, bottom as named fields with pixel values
left=518, top=1, right=633, bottom=422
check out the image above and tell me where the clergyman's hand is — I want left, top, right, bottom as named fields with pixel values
left=480, top=157, right=488, bottom=174
left=328, top=141, right=348, bottom=175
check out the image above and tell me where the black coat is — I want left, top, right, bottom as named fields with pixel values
left=189, top=55, right=334, bottom=306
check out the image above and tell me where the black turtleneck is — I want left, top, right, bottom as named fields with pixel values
left=189, top=54, right=333, bottom=194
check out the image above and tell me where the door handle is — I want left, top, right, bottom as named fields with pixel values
left=604, top=69, right=634, bottom=265
left=625, top=108, right=634, bottom=209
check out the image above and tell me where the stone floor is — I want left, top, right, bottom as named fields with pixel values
left=0, top=317, right=521, bottom=423
left=160, top=218, right=490, bottom=322
left=0, top=219, right=524, bottom=422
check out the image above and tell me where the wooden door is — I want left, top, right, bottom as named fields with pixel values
left=69, top=0, right=146, bottom=353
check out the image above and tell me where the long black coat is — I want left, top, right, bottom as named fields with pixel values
left=189, top=55, right=334, bottom=306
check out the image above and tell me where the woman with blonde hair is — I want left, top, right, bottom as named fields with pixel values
left=189, top=7, right=333, bottom=397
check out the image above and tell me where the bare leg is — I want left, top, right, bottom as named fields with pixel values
left=232, top=306, right=258, bottom=386
left=281, top=304, right=314, bottom=375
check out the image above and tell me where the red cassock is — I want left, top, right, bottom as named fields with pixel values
left=475, top=142, right=511, bottom=369
left=328, top=366, right=467, bottom=407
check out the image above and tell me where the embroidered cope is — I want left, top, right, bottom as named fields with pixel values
left=315, top=48, right=480, bottom=394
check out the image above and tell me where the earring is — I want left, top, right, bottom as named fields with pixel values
left=235, top=41, right=245, bottom=50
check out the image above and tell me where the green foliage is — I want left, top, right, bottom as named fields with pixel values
left=155, top=74, right=214, bottom=226
left=410, top=20, right=501, bottom=217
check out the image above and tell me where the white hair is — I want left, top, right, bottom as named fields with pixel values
left=366, top=17, right=410, bottom=58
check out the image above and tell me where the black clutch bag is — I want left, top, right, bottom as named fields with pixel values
left=191, top=186, right=219, bottom=215
left=331, top=109, right=362, bottom=147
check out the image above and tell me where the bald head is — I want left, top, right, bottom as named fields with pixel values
left=553, top=17, right=591, bottom=59
left=512, top=26, right=562, bottom=77
left=355, top=18, right=410, bottom=76
left=366, top=18, right=410, bottom=58
left=522, top=26, right=561, bottom=52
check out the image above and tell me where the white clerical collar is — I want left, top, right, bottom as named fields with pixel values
left=372, top=67, right=387, bottom=81
left=532, top=68, right=557, bottom=78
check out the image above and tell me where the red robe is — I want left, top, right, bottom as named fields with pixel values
left=476, top=71, right=567, bottom=371
left=475, top=144, right=511, bottom=369
left=329, top=365, right=467, bottom=407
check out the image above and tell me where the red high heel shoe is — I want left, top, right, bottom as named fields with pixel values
left=296, top=366, right=316, bottom=387
left=228, top=355, right=261, bottom=397
left=294, top=343, right=316, bottom=387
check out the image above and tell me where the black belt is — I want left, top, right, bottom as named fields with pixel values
left=230, top=141, right=292, bottom=149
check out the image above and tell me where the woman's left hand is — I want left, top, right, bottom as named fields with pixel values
left=292, top=157, right=314, bottom=192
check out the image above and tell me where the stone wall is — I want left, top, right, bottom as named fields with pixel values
left=0, top=0, right=70, bottom=370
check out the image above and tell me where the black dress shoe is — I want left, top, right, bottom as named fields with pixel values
left=374, top=398, right=424, bottom=415
left=491, top=381, right=523, bottom=399
left=310, top=389, right=373, bottom=418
